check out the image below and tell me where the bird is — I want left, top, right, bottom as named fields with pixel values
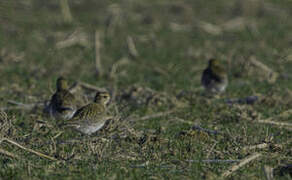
left=201, top=58, right=228, bottom=94
left=48, top=76, right=77, bottom=120
left=63, top=91, right=112, bottom=135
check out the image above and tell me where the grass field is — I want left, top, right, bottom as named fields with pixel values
left=0, top=0, right=292, bottom=179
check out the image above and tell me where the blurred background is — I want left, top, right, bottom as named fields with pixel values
left=0, top=0, right=292, bottom=101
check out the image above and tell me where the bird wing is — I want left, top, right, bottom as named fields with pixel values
left=69, top=103, right=105, bottom=124
left=201, top=68, right=212, bottom=85
left=210, top=65, right=227, bottom=82
left=51, top=90, right=76, bottom=112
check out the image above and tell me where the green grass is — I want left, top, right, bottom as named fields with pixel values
left=0, top=0, right=292, bottom=179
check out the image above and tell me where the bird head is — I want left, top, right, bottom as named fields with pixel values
left=208, top=58, right=226, bottom=76
left=94, top=91, right=110, bottom=106
left=56, top=76, right=69, bottom=91
left=208, top=58, right=220, bottom=67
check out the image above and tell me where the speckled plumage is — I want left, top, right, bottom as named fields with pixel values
left=201, top=59, right=228, bottom=94
left=49, top=77, right=76, bottom=120
left=64, top=91, right=111, bottom=135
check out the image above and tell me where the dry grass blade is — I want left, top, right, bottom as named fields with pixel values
left=249, top=57, right=274, bottom=73
left=221, top=17, right=254, bottom=32
left=127, top=36, right=139, bottom=58
left=110, top=83, right=118, bottom=103
left=173, top=117, right=193, bottom=125
left=106, top=4, right=122, bottom=36
left=2, top=138, right=57, bottom=161
left=95, top=30, right=103, bottom=77
left=55, top=33, right=78, bottom=49
left=75, top=81, right=107, bottom=92
left=221, top=153, right=262, bottom=178
left=60, top=0, right=73, bottom=23
left=0, top=100, right=44, bottom=111
left=257, top=119, right=292, bottom=127
left=109, top=57, right=130, bottom=101
left=263, top=166, right=274, bottom=180
left=7, top=100, right=44, bottom=107
left=56, top=29, right=90, bottom=49
left=0, top=106, right=38, bottom=111
left=53, top=131, right=63, bottom=140
left=169, top=22, right=192, bottom=32
left=243, top=143, right=269, bottom=151
left=109, top=57, right=130, bottom=79
left=249, top=56, right=279, bottom=83
left=186, top=159, right=240, bottom=163
left=0, top=147, right=19, bottom=159
left=255, top=110, right=292, bottom=130
left=197, top=21, right=222, bottom=35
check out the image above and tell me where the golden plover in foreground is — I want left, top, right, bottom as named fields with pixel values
left=64, top=91, right=112, bottom=135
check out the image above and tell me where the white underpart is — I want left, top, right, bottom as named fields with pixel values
left=80, top=121, right=106, bottom=135
left=215, top=84, right=226, bottom=92
left=49, top=105, right=54, bottom=118
left=208, top=79, right=228, bottom=93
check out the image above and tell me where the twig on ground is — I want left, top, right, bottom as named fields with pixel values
left=0, top=147, right=19, bottom=159
left=242, top=143, right=269, bottom=151
left=186, top=159, right=240, bottom=163
left=221, top=153, right=262, bottom=178
left=131, top=165, right=175, bottom=169
left=2, top=138, right=57, bottom=161
left=132, top=159, right=240, bottom=169
left=257, top=119, right=292, bottom=127
left=255, top=110, right=292, bottom=131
